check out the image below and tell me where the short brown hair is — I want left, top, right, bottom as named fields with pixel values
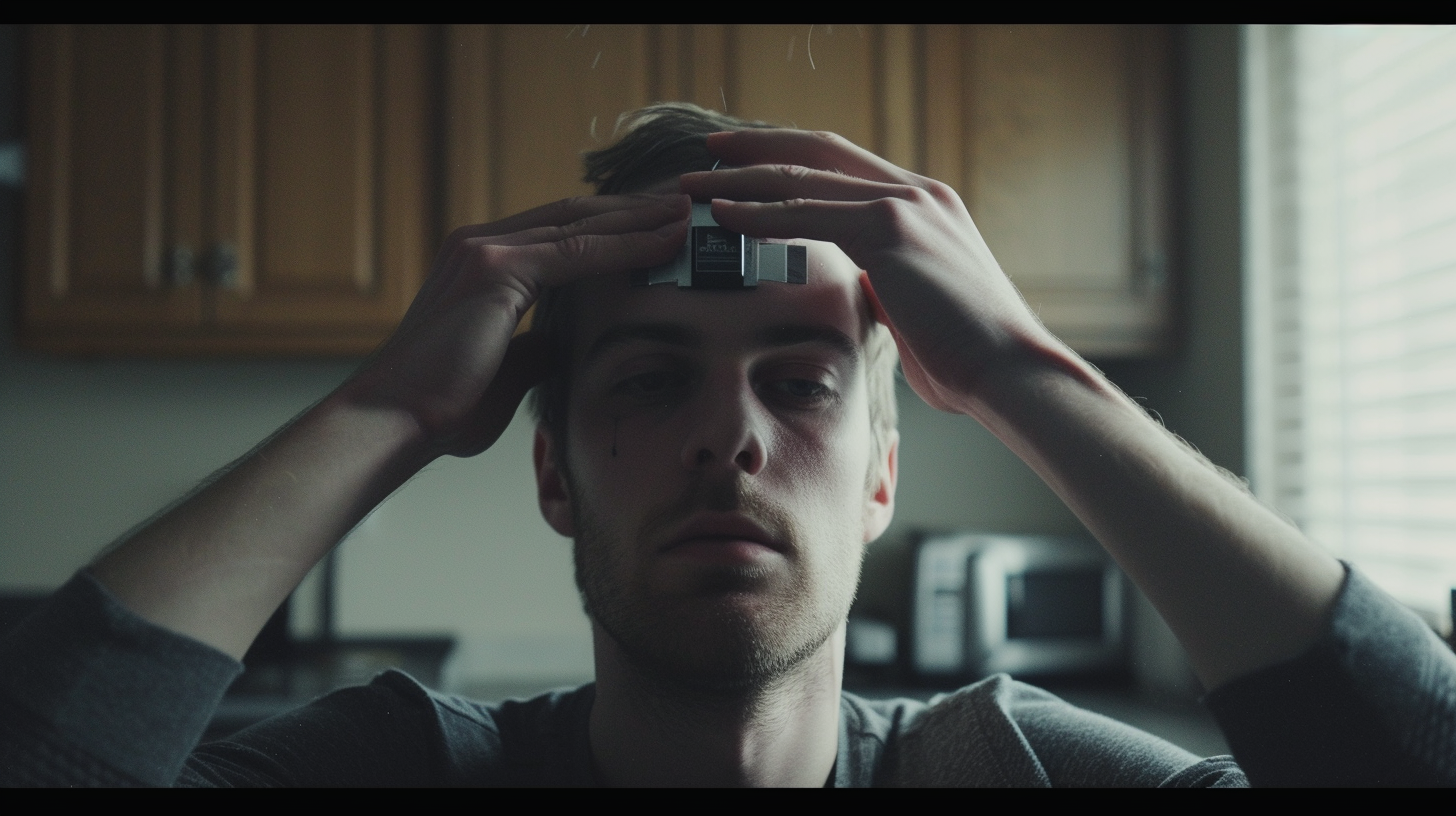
left=530, top=103, right=898, bottom=481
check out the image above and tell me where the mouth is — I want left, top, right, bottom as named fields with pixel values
left=662, top=513, right=788, bottom=561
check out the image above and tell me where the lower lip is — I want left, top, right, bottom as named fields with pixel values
left=667, top=538, right=779, bottom=564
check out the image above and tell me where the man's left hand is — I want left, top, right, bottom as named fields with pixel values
left=680, top=129, right=1062, bottom=418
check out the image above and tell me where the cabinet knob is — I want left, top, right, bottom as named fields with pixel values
left=207, top=243, right=240, bottom=289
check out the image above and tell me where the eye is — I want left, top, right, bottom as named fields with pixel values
left=612, top=369, right=691, bottom=401
left=764, top=377, right=836, bottom=407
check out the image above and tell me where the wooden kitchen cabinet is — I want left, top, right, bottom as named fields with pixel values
left=442, top=24, right=919, bottom=227
left=22, top=25, right=203, bottom=343
left=207, top=25, right=433, bottom=351
left=22, top=24, right=436, bottom=355
left=444, top=24, right=1174, bottom=358
left=24, top=24, right=1172, bottom=357
left=924, top=25, right=1174, bottom=356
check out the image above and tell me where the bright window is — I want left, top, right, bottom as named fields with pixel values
left=1245, top=25, right=1456, bottom=629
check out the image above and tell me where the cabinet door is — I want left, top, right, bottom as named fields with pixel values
left=22, top=25, right=204, bottom=353
left=208, top=25, right=433, bottom=353
left=925, top=25, right=1173, bottom=357
left=678, top=25, right=880, bottom=146
left=444, top=25, right=920, bottom=231
left=444, top=24, right=653, bottom=229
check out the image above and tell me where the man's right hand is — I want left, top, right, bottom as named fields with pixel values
left=345, top=193, right=690, bottom=458
left=88, top=193, right=687, bottom=659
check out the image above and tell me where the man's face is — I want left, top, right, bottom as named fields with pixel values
left=534, top=240, right=896, bottom=690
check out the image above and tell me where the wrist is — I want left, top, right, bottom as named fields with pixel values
left=953, top=331, right=1104, bottom=422
left=311, top=386, right=437, bottom=478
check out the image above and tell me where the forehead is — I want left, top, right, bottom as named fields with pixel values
left=568, top=239, right=869, bottom=357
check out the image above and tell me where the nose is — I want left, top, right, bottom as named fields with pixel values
left=681, top=369, right=768, bottom=477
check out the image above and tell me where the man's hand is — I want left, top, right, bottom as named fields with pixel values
left=346, top=194, right=690, bottom=457
left=90, top=194, right=689, bottom=658
left=684, top=130, right=1345, bottom=691
left=680, top=130, right=1062, bottom=418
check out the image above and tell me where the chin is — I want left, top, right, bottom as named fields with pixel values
left=578, top=551, right=841, bottom=692
left=568, top=493, right=860, bottom=693
left=593, top=594, right=839, bottom=693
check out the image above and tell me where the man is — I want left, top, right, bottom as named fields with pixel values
left=3, top=104, right=1453, bottom=786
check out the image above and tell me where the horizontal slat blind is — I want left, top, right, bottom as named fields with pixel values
left=1247, top=25, right=1456, bottom=627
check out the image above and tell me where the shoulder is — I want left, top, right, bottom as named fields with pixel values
left=403, top=676, right=597, bottom=786
left=470, top=682, right=598, bottom=786
left=376, top=673, right=598, bottom=786
left=188, top=673, right=593, bottom=787
left=874, top=675, right=1246, bottom=787
left=837, top=691, right=926, bottom=786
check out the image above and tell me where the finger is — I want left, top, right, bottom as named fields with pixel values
left=452, top=193, right=688, bottom=241
left=509, top=218, right=690, bottom=289
left=475, top=198, right=690, bottom=249
left=681, top=163, right=908, bottom=205
left=705, top=129, right=918, bottom=186
left=420, top=197, right=688, bottom=322
left=707, top=197, right=888, bottom=250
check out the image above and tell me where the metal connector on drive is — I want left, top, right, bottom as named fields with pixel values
left=631, top=203, right=806, bottom=289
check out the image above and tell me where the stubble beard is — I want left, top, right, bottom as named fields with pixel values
left=569, top=472, right=860, bottom=695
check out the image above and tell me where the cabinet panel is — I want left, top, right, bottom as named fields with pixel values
left=491, top=25, right=651, bottom=217
left=255, top=24, right=374, bottom=295
left=22, top=25, right=201, bottom=344
left=212, top=24, right=433, bottom=341
left=925, top=25, right=1172, bottom=356
left=23, top=25, right=1172, bottom=357
left=969, top=25, right=1133, bottom=292
left=448, top=24, right=912, bottom=226
left=729, top=25, right=877, bottom=150
left=68, top=27, right=162, bottom=295
left=656, top=25, right=909, bottom=164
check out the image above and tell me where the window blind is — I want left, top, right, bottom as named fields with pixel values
left=1246, top=25, right=1456, bottom=629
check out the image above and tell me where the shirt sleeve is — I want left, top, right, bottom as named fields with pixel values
left=1204, top=563, right=1456, bottom=786
left=881, top=674, right=1249, bottom=787
left=0, top=572, right=243, bottom=786
left=0, top=572, right=481, bottom=787
left=179, top=670, right=481, bottom=787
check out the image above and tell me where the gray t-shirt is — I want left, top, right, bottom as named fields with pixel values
left=1, top=565, right=1452, bottom=786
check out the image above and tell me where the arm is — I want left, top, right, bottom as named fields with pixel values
left=90, top=194, right=690, bottom=660
left=0, top=194, right=689, bottom=786
left=686, top=132, right=1456, bottom=785
left=682, top=131, right=1339, bottom=691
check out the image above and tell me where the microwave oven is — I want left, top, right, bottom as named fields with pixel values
left=911, top=532, right=1125, bottom=679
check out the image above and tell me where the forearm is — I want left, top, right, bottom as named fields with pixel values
left=964, top=344, right=1345, bottom=690
left=90, top=390, right=430, bottom=660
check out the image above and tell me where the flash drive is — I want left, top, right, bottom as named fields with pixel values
left=631, top=203, right=807, bottom=289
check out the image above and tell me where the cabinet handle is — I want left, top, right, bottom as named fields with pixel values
left=206, top=243, right=240, bottom=289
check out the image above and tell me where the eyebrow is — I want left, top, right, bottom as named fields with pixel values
left=756, top=324, right=860, bottom=362
left=585, top=323, right=701, bottom=363
left=583, top=322, right=860, bottom=364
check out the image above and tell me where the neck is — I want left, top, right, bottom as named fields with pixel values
left=587, top=619, right=845, bottom=787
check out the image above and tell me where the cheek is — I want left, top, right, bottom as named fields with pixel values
left=565, top=404, right=682, bottom=502
left=772, top=412, right=875, bottom=513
